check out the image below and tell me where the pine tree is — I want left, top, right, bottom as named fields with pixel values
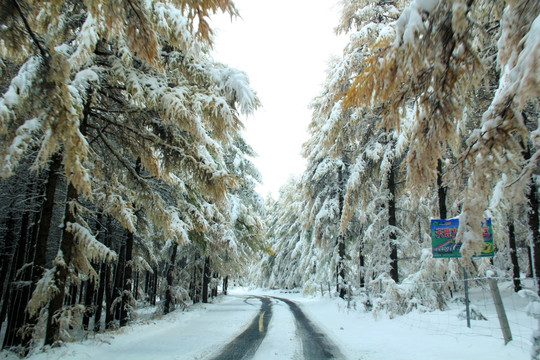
left=344, top=0, right=540, bottom=259
left=1, top=0, right=262, bottom=349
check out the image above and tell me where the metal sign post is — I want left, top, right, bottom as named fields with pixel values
left=431, top=218, right=494, bottom=330
left=463, top=267, right=471, bottom=328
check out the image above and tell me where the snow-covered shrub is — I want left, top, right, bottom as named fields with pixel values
left=302, top=280, right=317, bottom=296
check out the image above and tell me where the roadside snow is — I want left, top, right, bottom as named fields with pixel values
left=3, top=282, right=533, bottom=360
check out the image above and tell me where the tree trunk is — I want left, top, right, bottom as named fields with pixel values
left=359, top=249, right=365, bottom=288
left=120, top=229, right=133, bottom=327
left=202, top=257, right=210, bottom=303
left=525, top=143, right=540, bottom=296
left=2, top=208, right=32, bottom=349
left=94, top=261, right=107, bottom=332
left=211, top=273, right=218, bottom=298
left=119, top=159, right=140, bottom=326
left=528, top=175, right=540, bottom=296
left=437, top=159, right=447, bottom=219
left=67, top=284, right=78, bottom=306
left=96, top=215, right=112, bottom=331
left=0, top=208, right=17, bottom=329
left=104, top=259, right=115, bottom=329
left=388, top=162, right=399, bottom=283
left=145, top=270, right=154, bottom=304
left=20, top=152, right=63, bottom=346
left=223, top=276, right=228, bottom=295
left=32, top=152, right=62, bottom=287
left=44, top=182, right=78, bottom=346
left=336, top=164, right=347, bottom=299
left=191, top=257, right=201, bottom=303
left=336, top=235, right=346, bottom=299
left=110, top=243, right=126, bottom=325
left=82, top=279, right=95, bottom=330
left=134, top=272, right=139, bottom=301
left=164, top=243, right=178, bottom=314
left=507, top=215, right=522, bottom=292
left=151, top=270, right=158, bottom=306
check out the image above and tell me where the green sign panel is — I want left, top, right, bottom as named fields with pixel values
left=431, top=218, right=494, bottom=258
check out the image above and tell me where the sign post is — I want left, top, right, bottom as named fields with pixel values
left=463, top=267, right=471, bottom=328
left=430, top=218, right=494, bottom=329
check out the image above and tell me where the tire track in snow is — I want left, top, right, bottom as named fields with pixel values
left=272, top=296, right=345, bottom=359
left=211, top=295, right=344, bottom=359
left=210, top=296, right=272, bottom=360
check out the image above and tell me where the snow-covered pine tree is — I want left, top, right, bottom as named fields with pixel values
left=257, top=178, right=312, bottom=290
left=311, top=0, right=406, bottom=298
left=1, top=0, right=262, bottom=348
left=301, top=104, right=352, bottom=298
left=344, top=0, right=540, bottom=263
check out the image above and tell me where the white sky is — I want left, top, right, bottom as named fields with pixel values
left=211, top=0, right=346, bottom=198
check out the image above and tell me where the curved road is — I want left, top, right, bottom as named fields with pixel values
left=210, top=296, right=344, bottom=360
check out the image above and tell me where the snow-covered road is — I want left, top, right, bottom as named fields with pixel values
left=21, top=294, right=338, bottom=360
left=211, top=296, right=344, bottom=359
left=14, top=286, right=532, bottom=360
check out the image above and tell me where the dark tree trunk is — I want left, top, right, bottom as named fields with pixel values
left=21, top=152, right=63, bottom=346
left=437, top=159, right=447, bottom=219
left=10, top=180, right=46, bottom=352
left=134, top=272, right=139, bottom=301
left=145, top=270, right=151, bottom=301
left=336, top=235, right=346, bottom=299
left=111, top=243, right=126, bottom=325
left=119, top=159, right=140, bottom=326
left=151, top=270, right=158, bottom=306
left=2, top=208, right=32, bottom=349
left=94, top=261, right=108, bottom=332
left=507, top=216, right=522, bottom=292
left=211, top=273, right=218, bottom=298
left=359, top=249, right=365, bottom=288
left=32, top=152, right=62, bottom=287
left=202, top=257, right=210, bottom=303
left=79, top=283, right=85, bottom=304
left=0, top=208, right=17, bottom=328
left=95, top=215, right=111, bottom=331
left=528, top=245, right=534, bottom=278
left=164, top=243, right=178, bottom=314
left=120, top=230, right=133, bottom=327
left=388, top=162, right=399, bottom=283
left=528, top=177, right=540, bottom=296
left=67, top=285, right=78, bottom=306
left=0, top=209, right=15, bottom=279
left=82, top=279, right=95, bottom=330
left=525, top=143, right=540, bottom=296
left=223, top=276, right=228, bottom=295
left=191, top=256, right=201, bottom=303
left=105, top=219, right=116, bottom=329
left=104, top=259, right=115, bottom=329
left=336, top=164, right=347, bottom=299
left=44, top=182, right=78, bottom=346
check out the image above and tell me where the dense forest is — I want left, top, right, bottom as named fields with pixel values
left=258, top=0, right=540, bottom=311
left=0, top=0, right=539, bottom=358
left=0, top=0, right=266, bottom=354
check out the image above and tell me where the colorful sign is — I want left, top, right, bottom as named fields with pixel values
left=431, top=218, right=494, bottom=258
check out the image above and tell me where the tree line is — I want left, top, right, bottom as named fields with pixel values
left=0, top=0, right=265, bottom=355
left=256, top=0, right=539, bottom=318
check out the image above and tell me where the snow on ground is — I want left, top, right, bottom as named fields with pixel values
left=1, top=281, right=534, bottom=360
left=252, top=286, right=533, bottom=360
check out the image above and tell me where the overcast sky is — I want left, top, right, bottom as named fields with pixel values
left=211, top=0, right=345, bottom=198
